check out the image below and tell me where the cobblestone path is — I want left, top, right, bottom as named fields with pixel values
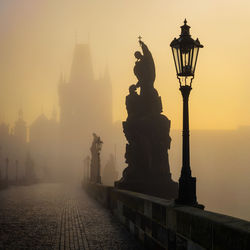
left=0, top=183, right=143, bottom=250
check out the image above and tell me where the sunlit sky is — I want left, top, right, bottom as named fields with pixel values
left=0, top=0, right=250, bottom=129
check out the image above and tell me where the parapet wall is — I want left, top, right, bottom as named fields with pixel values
left=85, top=182, right=250, bottom=250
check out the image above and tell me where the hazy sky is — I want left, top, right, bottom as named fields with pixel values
left=1, top=0, right=250, bottom=129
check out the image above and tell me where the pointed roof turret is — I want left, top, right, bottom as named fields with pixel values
left=69, top=44, right=94, bottom=85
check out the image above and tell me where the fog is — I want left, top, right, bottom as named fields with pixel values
left=0, top=0, right=250, bottom=222
left=170, top=128, right=250, bottom=221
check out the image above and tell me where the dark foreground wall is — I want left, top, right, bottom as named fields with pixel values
left=85, top=182, right=250, bottom=250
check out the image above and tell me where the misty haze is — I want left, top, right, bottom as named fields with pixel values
left=0, top=1, right=250, bottom=250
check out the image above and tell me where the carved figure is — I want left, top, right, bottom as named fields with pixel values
left=134, top=40, right=156, bottom=94
left=90, top=133, right=103, bottom=183
left=115, top=39, right=178, bottom=199
left=126, top=84, right=141, bottom=119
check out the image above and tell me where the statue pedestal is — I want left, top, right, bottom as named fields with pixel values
left=115, top=171, right=178, bottom=199
left=115, top=106, right=178, bottom=199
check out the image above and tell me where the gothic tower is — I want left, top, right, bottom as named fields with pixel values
left=58, top=43, right=113, bottom=180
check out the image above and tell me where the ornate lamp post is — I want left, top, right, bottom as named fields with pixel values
left=170, top=19, right=203, bottom=206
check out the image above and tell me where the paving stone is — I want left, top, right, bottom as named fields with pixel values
left=0, top=183, right=143, bottom=250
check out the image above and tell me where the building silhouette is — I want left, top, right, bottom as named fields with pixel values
left=29, top=112, right=59, bottom=180
left=0, top=43, right=114, bottom=182
left=58, top=43, right=113, bottom=180
left=59, top=44, right=112, bottom=143
left=0, top=111, right=28, bottom=180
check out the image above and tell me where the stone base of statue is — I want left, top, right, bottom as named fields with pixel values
left=115, top=88, right=178, bottom=199
left=115, top=169, right=178, bottom=200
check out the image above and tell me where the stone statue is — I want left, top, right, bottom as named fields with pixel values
left=134, top=40, right=155, bottom=94
left=126, top=84, right=141, bottom=119
left=90, top=133, right=103, bottom=183
left=115, top=39, right=178, bottom=199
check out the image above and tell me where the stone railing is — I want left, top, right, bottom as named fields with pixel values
left=85, top=182, right=250, bottom=250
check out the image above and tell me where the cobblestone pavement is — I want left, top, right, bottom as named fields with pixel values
left=0, top=183, right=143, bottom=250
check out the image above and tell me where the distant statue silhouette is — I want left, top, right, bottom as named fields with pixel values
left=90, top=133, right=103, bottom=183
left=134, top=40, right=156, bottom=95
left=91, top=133, right=103, bottom=157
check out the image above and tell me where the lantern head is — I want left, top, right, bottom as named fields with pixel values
left=170, top=19, right=203, bottom=86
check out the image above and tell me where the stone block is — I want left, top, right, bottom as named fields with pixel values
left=187, top=240, right=206, bottom=250
left=166, top=208, right=177, bottom=231
left=152, top=202, right=166, bottom=225
left=141, top=214, right=152, bottom=234
left=144, top=233, right=166, bottom=250
left=176, top=210, right=192, bottom=238
left=168, top=230, right=176, bottom=250
left=213, top=222, right=248, bottom=250
left=176, top=234, right=187, bottom=250
left=129, top=221, right=135, bottom=234
left=152, top=220, right=168, bottom=245
left=144, top=200, right=152, bottom=218
left=123, top=205, right=136, bottom=223
left=190, top=215, right=212, bottom=249
left=115, top=190, right=144, bottom=213
left=138, top=227, right=145, bottom=242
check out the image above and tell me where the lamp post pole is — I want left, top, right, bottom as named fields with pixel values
left=170, top=20, right=204, bottom=207
left=181, top=85, right=191, bottom=178
left=96, top=135, right=103, bottom=184
left=177, top=85, right=198, bottom=205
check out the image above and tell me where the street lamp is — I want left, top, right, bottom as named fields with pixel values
left=170, top=19, right=203, bottom=206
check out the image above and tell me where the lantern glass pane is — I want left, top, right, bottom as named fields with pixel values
left=191, top=47, right=199, bottom=73
left=173, top=47, right=181, bottom=74
left=177, top=48, right=183, bottom=74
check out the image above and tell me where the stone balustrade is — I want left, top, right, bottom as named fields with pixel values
left=85, top=182, right=250, bottom=250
